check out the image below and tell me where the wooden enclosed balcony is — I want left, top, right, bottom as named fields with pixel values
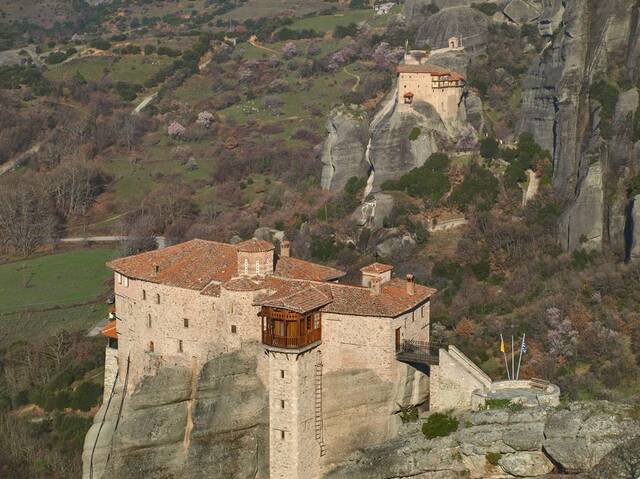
left=261, top=306, right=321, bottom=350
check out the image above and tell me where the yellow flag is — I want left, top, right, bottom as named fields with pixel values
left=500, top=335, right=505, bottom=353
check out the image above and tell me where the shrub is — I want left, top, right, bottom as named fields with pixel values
left=628, top=174, right=640, bottom=197
left=409, top=127, right=421, bottom=141
left=589, top=80, right=619, bottom=139
left=450, top=163, right=499, bottom=211
left=89, top=38, right=111, bottom=50
left=70, top=382, right=102, bottom=411
left=334, top=23, right=359, bottom=39
left=486, top=452, right=502, bottom=465
left=310, top=235, right=338, bottom=262
left=471, top=2, right=499, bottom=16
left=480, top=137, right=499, bottom=159
left=484, top=398, right=524, bottom=412
left=422, top=413, right=459, bottom=439
left=398, top=404, right=419, bottom=423
left=144, top=44, right=156, bottom=55
left=382, top=153, right=450, bottom=203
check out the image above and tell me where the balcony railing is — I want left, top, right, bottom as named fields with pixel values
left=396, top=340, right=441, bottom=365
left=262, top=328, right=321, bottom=350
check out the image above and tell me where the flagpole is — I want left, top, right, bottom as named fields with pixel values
left=511, top=335, right=515, bottom=381
left=501, top=334, right=510, bottom=380
left=516, top=333, right=525, bottom=380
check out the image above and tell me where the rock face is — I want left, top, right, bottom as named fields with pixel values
left=519, top=0, right=640, bottom=255
left=83, top=345, right=270, bottom=479
left=630, top=194, right=640, bottom=262
left=321, top=106, right=369, bottom=192
left=503, top=0, right=542, bottom=24
left=325, top=401, right=640, bottom=479
left=415, top=7, right=489, bottom=55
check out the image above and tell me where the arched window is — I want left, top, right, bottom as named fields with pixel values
left=149, top=341, right=155, bottom=352
left=244, top=258, right=249, bottom=274
left=255, top=260, right=260, bottom=275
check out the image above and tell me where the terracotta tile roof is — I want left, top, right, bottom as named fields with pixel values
left=257, top=276, right=435, bottom=318
left=395, top=63, right=465, bottom=81
left=275, top=256, right=345, bottom=282
left=201, top=282, right=221, bottom=297
left=107, top=239, right=238, bottom=290
left=322, top=278, right=436, bottom=317
left=261, top=283, right=333, bottom=313
left=360, top=262, right=394, bottom=275
left=102, top=320, right=117, bottom=339
left=223, top=277, right=265, bottom=292
left=235, top=238, right=274, bottom=253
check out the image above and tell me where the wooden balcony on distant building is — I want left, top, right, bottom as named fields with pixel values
left=260, top=306, right=322, bottom=351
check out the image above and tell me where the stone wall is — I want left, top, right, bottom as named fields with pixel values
left=430, top=345, right=492, bottom=411
left=103, top=346, right=118, bottom=403
left=268, top=348, right=320, bottom=479
left=398, top=72, right=463, bottom=121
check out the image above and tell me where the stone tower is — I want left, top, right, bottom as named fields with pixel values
left=261, top=304, right=325, bottom=479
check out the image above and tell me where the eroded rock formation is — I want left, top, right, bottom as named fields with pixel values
left=325, top=401, right=640, bottom=479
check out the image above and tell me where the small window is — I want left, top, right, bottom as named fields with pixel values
left=178, top=340, right=183, bottom=353
left=280, top=400, right=285, bottom=409
left=124, top=276, right=129, bottom=287
left=280, top=430, right=285, bottom=440
left=184, top=318, right=189, bottom=328
left=147, top=314, right=152, bottom=328
left=142, top=290, right=146, bottom=300
left=412, top=311, right=415, bottom=322
left=156, top=293, right=160, bottom=304
left=231, top=325, right=237, bottom=334
left=149, top=341, right=154, bottom=352
left=116, top=273, right=122, bottom=284
left=280, top=370, right=285, bottom=379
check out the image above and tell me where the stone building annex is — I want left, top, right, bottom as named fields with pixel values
left=90, top=237, right=558, bottom=479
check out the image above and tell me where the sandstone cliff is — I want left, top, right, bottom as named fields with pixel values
left=519, top=0, right=640, bottom=256
left=325, top=401, right=640, bottom=479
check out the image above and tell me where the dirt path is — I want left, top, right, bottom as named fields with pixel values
left=522, top=169, right=540, bottom=207
left=343, top=64, right=361, bottom=92
left=0, top=144, right=40, bottom=177
left=248, top=35, right=279, bottom=55
left=132, top=92, right=158, bottom=114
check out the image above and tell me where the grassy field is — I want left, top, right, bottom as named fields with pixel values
left=44, top=54, right=171, bottom=84
left=289, top=9, right=374, bottom=32
left=0, top=248, right=116, bottom=315
left=0, top=248, right=117, bottom=345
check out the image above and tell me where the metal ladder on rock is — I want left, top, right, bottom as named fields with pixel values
left=314, top=351, right=327, bottom=457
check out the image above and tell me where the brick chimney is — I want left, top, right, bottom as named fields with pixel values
left=370, top=276, right=381, bottom=295
left=406, top=273, right=415, bottom=296
left=280, top=240, right=290, bottom=258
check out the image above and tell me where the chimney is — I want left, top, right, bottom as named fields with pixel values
left=406, top=273, right=415, bottom=296
left=370, top=276, right=381, bottom=295
left=280, top=240, right=290, bottom=258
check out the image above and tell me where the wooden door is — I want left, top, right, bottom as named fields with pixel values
left=395, top=328, right=401, bottom=352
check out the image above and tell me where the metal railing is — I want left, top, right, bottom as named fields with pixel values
left=396, top=340, right=441, bottom=365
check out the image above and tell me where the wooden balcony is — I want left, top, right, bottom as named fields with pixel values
left=260, top=306, right=322, bottom=351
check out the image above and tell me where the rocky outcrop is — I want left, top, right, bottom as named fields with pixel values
left=326, top=401, right=640, bottom=479
left=519, top=0, right=640, bottom=254
left=83, top=344, right=270, bottom=479
left=321, top=106, right=369, bottom=192
left=630, top=194, right=640, bottom=262
left=503, top=0, right=542, bottom=24
left=415, top=7, right=489, bottom=55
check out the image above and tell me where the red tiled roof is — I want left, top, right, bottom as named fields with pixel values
left=261, top=283, right=333, bottom=313
left=322, top=278, right=435, bottom=317
left=403, top=92, right=414, bottom=97
left=102, top=320, right=117, bottom=339
left=107, top=239, right=238, bottom=290
left=236, top=238, right=274, bottom=253
left=395, top=63, right=465, bottom=81
left=360, top=262, right=394, bottom=275
left=256, top=276, right=435, bottom=318
left=275, top=256, right=345, bottom=282
left=223, top=277, right=265, bottom=292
